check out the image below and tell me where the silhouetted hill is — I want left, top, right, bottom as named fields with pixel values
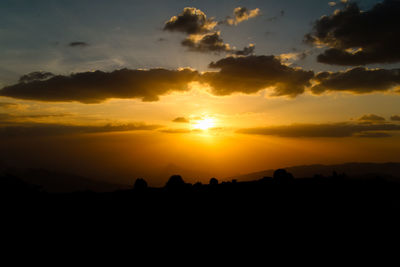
left=0, top=168, right=130, bottom=193
left=229, top=162, right=400, bottom=182
left=3, top=171, right=400, bottom=213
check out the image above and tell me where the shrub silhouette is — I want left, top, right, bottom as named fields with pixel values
left=273, top=169, right=294, bottom=184
left=209, top=178, right=219, bottom=185
left=193, top=182, right=203, bottom=189
left=166, top=175, right=185, bottom=190
left=133, top=178, right=148, bottom=191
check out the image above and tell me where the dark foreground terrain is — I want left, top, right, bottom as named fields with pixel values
left=2, top=168, right=400, bottom=213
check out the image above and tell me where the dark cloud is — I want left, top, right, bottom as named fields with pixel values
left=69, top=42, right=89, bottom=47
left=311, top=67, right=400, bottom=94
left=224, top=7, right=260, bottom=25
left=391, top=115, right=400, bottom=121
left=359, top=114, right=386, bottom=122
left=163, top=7, right=217, bottom=35
left=164, top=7, right=256, bottom=55
left=0, top=102, right=19, bottom=109
left=305, top=0, right=400, bottom=65
left=0, top=113, right=72, bottom=127
left=181, top=32, right=231, bottom=53
left=172, top=117, right=190, bottom=123
left=0, top=113, right=69, bottom=123
left=19, top=71, right=54, bottom=83
left=0, top=122, right=161, bottom=138
left=0, top=68, right=199, bottom=103
left=201, top=55, right=314, bottom=97
left=0, top=113, right=13, bottom=123
left=235, top=44, right=255, bottom=56
left=181, top=32, right=254, bottom=55
left=237, top=122, right=400, bottom=138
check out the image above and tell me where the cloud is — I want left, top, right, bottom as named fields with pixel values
left=0, top=102, right=19, bottom=109
left=224, top=7, right=260, bottom=25
left=164, top=7, right=256, bottom=55
left=235, top=44, right=255, bottom=56
left=391, top=115, right=400, bottom=121
left=237, top=122, right=400, bottom=138
left=163, top=7, right=217, bottom=35
left=358, top=114, right=386, bottom=122
left=173, top=117, right=190, bottom=123
left=279, top=51, right=308, bottom=62
left=181, top=32, right=231, bottom=53
left=19, top=71, right=54, bottom=83
left=355, top=132, right=392, bottom=138
left=311, top=67, right=400, bottom=95
left=0, top=113, right=69, bottom=124
left=201, top=55, right=314, bottom=97
left=305, top=0, right=400, bottom=65
left=0, top=68, right=199, bottom=103
left=181, top=32, right=254, bottom=55
left=159, top=128, right=193, bottom=134
left=69, top=42, right=89, bottom=47
left=0, top=122, right=161, bottom=138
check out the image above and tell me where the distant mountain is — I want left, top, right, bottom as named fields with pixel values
left=229, top=162, right=400, bottom=182
left=0, top=168, right=130, bottom=193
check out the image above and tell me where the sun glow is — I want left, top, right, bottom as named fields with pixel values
left=192, top=117, right=216, bottom=130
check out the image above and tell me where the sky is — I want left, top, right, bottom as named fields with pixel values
left=0, top=0, right=399, bottom=186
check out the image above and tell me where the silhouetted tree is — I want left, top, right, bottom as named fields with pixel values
left=273, top=169, right=294, bottom=184
left=133, top=178, right=148, bottom=191
left=209, top=178, right=218, bottom=186
left=166, top=175, right=185, bottom=190
left=193, top=182, right=203, bottom=190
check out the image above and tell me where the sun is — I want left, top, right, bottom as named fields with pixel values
left=192, top=117, right=216, bottom=130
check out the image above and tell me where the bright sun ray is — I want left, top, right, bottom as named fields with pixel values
left=192, top=117, right=216, bottom=130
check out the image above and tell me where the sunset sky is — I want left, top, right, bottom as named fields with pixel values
left=1, top=0, right=399, bottom=185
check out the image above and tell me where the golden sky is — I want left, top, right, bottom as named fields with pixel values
left=0, top=0, right=399, bottom=185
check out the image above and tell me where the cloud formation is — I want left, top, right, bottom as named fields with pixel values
left=224, top=7, right=260, bottom=25
left=172, top=117, right=190, bottom=123
left=0, top=122, right=161, bottom=138
left=69, top=42, right=89, bottom=47
left=305, top=0, right=400, bottom=65
left=235, top=44, right=255, bottom=56
left=0, top=68, right=199, bottom=103
left=159, top=128, right=193, bottom=134
left=0, top=113, right=69, bottom=124
left=4, top=58, right=399, bottom=104
left=358, top=114, right=386, bottom=122
left=201, top=55, right=314, bottom=97
left=391, top=115, right=400, bottom=121
left=0, top=102, right=19, bottom=109
left=163, top=7, right=217, bottom=35
left=181, top=32, right=231, bottom=53
left=19, top=71, right=54, bottom=83
left=164, top=7, right=255, bottom=55
left=237, top=122, right=400, bottom=138
left=311, top=67, right=400, bottom=94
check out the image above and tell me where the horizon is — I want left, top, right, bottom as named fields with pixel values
left=1, top=0, right=400, bottom=187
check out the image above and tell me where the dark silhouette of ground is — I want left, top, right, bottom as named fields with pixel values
left=133, top=178, right=148, bottom=191
left=2, top=168, right=400, bottom=215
